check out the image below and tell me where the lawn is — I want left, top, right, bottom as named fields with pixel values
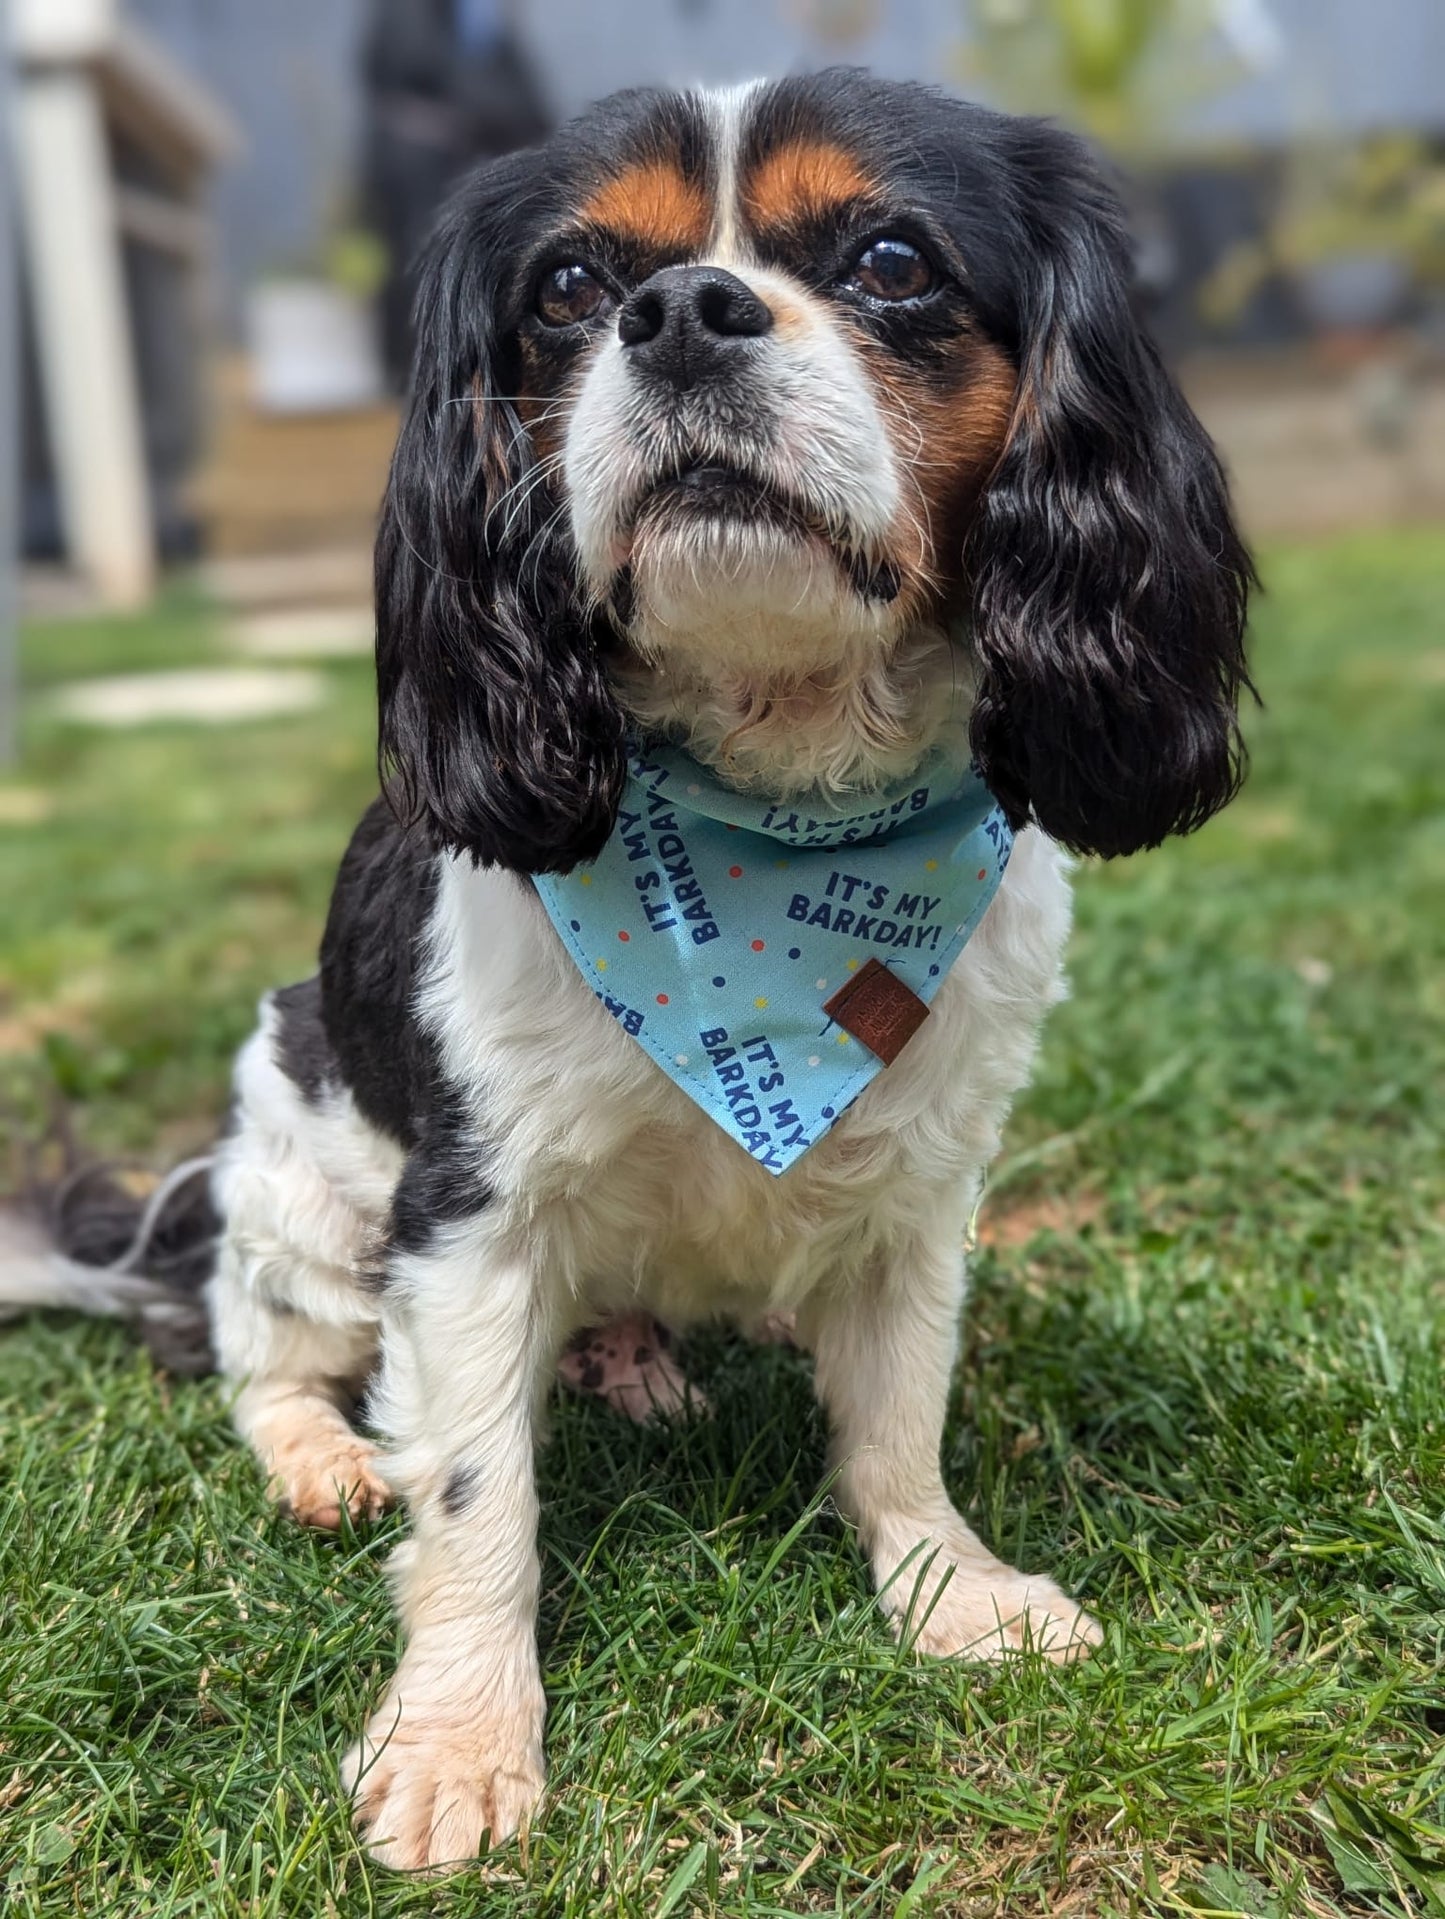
left=1, top=527, right=1443, bottom=1917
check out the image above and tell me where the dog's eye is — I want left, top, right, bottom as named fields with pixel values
left=537, top=264, right=610, bottom=327
left=848, top=238, right=935, bottom=303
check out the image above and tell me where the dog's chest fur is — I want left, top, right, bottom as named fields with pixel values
left=419, top=826, right=1071, bottom=1327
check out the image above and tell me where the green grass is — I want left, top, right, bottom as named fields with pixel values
left=2, top=527, right=1444, bottom=1916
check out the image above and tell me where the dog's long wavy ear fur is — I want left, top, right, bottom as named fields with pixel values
left=375, top=165, right=628, bottom=873
left=966, top=130, right=1255, bottom=860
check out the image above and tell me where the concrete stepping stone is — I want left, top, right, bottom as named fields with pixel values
left=52, top=667, right=326, bottom=726
left=226, top=607, right=373, bottom=658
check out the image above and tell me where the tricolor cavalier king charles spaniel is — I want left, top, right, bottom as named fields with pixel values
left=13, top=70, right=1253, bottom=1869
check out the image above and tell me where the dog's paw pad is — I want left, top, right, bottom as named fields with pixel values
left=557, top=1312, right=707, bottom=1422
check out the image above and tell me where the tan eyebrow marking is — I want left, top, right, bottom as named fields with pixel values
left=741, top=139, right=875, bottom=228
left=580, top=160, right=711, bottom=252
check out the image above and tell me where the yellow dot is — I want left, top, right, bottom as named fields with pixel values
left=925, top=859, right=938, bottom=872
left=754, top=996, right=769, bottom=1010
left=837, top=1032, right=850, bottom=1044
left=846, top=958, right=860, bottom=971
left=580, top=873, right=592, bottom=886
left=597, top=958, right=608, bottom=970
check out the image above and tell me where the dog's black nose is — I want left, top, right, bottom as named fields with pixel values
left=618, top=266, right=773, bottom=386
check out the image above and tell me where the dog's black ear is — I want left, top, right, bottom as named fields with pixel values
left=966, top=131, right=1254, bottom=859
left=375, top=163, right=628, bottom=873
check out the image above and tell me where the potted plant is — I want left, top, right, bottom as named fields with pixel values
left=1201, top=133, right=1445, bottom=337
left=958, top=0, right=1267, bottom=157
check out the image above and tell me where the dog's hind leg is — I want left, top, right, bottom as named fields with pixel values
left=208, top=1006, right=402, bottom=1530
left=213, top=1259, right=389, bottom=1530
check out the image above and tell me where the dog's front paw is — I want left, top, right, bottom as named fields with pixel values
left=882, top=1536, right=1101, bottom=1664
left=343, top=1658, right=545, bottom=1871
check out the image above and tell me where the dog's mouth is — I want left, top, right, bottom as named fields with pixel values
left=626, top=460, right=900, bottom=603
left=634, top=460, right=812, bottom=535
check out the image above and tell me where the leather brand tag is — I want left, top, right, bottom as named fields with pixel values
left=822, top=958, right=930, bottom=1065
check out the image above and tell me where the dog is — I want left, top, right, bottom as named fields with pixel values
left=4, top=69, right=1251, bottom=1870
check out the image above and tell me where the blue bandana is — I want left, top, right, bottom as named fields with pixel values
left=533, top=744, right=1013, bottom=1174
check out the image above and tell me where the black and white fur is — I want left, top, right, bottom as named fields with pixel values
left=4, top=71, right=1251, bottom=1870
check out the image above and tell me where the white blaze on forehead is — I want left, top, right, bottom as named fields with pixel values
left=696, top=80, right=765, bottom=265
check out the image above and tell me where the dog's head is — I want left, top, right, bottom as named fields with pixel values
left=376, top=70, right=1252, bottom=872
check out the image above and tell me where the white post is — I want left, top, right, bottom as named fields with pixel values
left=15, top=61, right=154, bottom=607
left=0, top=2, right=17, bottom=762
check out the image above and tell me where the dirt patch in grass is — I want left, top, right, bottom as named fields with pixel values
left=976, top=1188, right=1104, bottom=1250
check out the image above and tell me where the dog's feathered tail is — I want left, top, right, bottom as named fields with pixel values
left=0, top=1153, right=218, bottom=1375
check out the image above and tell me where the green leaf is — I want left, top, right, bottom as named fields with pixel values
left=1311, top=1789, right=1445, bottom=1910
left=1314, top=1823, right=1391, bottom=1896
left=1192, top=1861, right=1285, bottom=1917
left=33, top=1825, right=75, bottom=1867
left=654, top=1840, right=708, bottom=1919
left=895, top=1853, right=954, bottom=1919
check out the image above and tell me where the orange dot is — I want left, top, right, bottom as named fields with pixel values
left=729, top=865, right=743, bottom=878
left=618, top=929, right=630, bottom=941
left=656, top=993, right=669, bottom=1005
left=751, top=939, right=765, bottom=952
left=977, top=868, right=987, bottom=880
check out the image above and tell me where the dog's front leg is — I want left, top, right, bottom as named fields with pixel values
left=344, top=1221, right=556, bottom=1870
left=809, top=1221, right=1100, bottom=1663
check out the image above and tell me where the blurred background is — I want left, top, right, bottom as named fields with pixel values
left=0, top=0, right=1442, bottom=1149
left=6, top=0, right=1445, bottom=628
